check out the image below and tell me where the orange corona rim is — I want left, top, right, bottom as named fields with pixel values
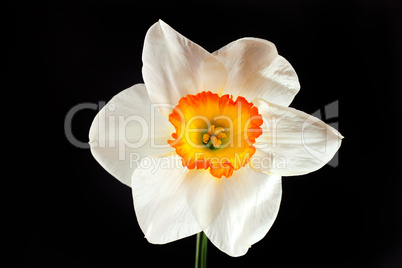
left=168, top=91, right=263, bottom=178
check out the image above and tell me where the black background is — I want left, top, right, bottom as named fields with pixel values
left=8, top=0, right=402, bottom=267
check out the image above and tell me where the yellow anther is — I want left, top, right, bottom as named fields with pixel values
left=216, top=132, right=227, bottom=140
left=203, top=133, right=210, bottom=144
left=208, top=125, right=215, bottom=135
left=210, top=136, right=222, bottom=148
left=213, top=127, right=225, bottom=136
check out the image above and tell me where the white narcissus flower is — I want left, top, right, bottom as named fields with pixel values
left=89, top=20, right=343, bottom=257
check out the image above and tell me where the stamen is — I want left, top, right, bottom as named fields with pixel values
left=213, top=127, right=225, bottom=136
left=203, top=134, right=210, bottom=144
left=216, top=133, right=226, bottom=140
left=208, top=125, right=215, bottom=136
left=210, top=136, right=221, bottom=148
left=203, top=125, right=225, bottom=149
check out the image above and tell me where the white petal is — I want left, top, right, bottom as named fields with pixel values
left=251, top=98, right=343, bottom=176
left=132, top=153, right=223, bottom=244
left=204, top=167, right=282, bottom=257
left=142, top=20, right=228, bottom=116
left=213, top=38, right=300, bottom=107
left=89, top=84, right=174, bottom=187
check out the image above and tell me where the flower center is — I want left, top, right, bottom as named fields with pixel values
left=168, top=91, right=263, bottom=179
left=202, top=125, right=227, bottom=149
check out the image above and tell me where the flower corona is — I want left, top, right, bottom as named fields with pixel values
left=168, top=91, right=263, bottom=178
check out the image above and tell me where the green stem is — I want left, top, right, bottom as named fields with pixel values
left=195, top=232, right=208, bottom=268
